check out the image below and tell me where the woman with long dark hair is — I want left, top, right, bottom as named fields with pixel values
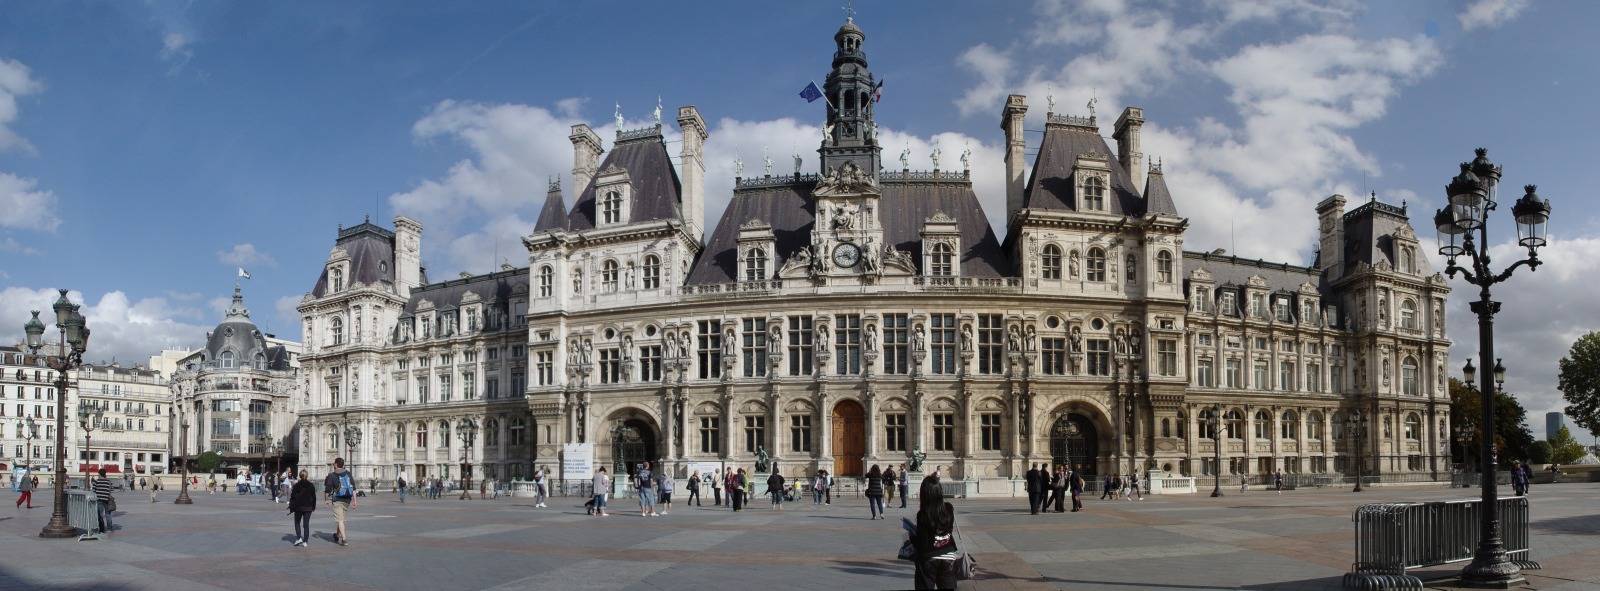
left=913, top=475, right=959, bottom=589
left=865, top=465, right=886, bottom=519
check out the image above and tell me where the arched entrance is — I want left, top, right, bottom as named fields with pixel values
left=609, top=419, right=658, bottom=480
left=831, top=400, right=866, bottom=476
left=1049, top=414, right=1099, bottom=476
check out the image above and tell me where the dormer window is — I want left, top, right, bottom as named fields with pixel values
left=219, top=350, right=235, bottom=369
left=1083, top=176, right=1106, bottom=211
left=642, top=255, right=661, bottom=289
left=331, top=267, right=345, bottom=292
left=1275, top=298, right=1293, bottom=323
left=930, top=243, right=954, bottom=276
left=1220, top=292, right=1237, bottom=316
left=1156, top=251, right=1174, bottom=283
left=601, top=259, right=619, bottom=292
left=538, top=266, right=553, bottom=298
left=1400, top=247, right=1415, bottom=274
left=1041, top=245, right=1062, bottom=279
left=1250, top=294, right=1266, bottom=318
left=1086, top=247, right=1106, bottom=282
left=601, top=190, right=623, bottom=225
left=743, top=247, right=768, bottom=281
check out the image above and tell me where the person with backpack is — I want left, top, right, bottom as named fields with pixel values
left=865, top=465, right=886, bottom=520
left=325, top=458, right=356, bottom=546
left=767, top=470, right=785, bottom=510
left=636, top=462, right=657, bottom=517
left=658, top=470, right=674, bottom=515
left=397, top=474, right=407, bottom=503
left=912, top=475, right=960, bottom=589
left=288, top=469, right=316, bottom=547
left=883, top=465, right=897, bottom=506
left=15, top=473, right=33, bottom=509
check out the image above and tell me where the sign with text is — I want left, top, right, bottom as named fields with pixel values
left=561, top=443, right=594, bottom=480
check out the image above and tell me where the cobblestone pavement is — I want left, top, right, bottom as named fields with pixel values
left=0, top=482, right=1594, bottom=590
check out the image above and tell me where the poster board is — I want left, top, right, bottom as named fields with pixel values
left=561, top=443, right=595, bottom=481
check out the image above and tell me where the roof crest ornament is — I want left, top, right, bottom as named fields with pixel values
left=1047, top=86, right=1055, bottom=115
left=763, top=147, right=773, bottom=176
left=653, top=96, right=662, bottom=125
left=733, top=157, right=744, bottom=178
left=793, top=152, right=803, bottom=176
left=614, top=102, right=624, bottom=134
left=960, top=144, right=972, bottom=173
left=930, top=146, right=942, bottom=170
left=1087, top=88, right=1097, bottom=121
left=899, top=146, right=910, bottom=170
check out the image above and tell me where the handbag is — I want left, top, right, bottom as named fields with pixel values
left=107, top=495, right=117, bottom=513
left=952, top=522, right=977, bottom=580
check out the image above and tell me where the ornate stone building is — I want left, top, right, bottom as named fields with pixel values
left=294, top=17, right=1452, bottom=486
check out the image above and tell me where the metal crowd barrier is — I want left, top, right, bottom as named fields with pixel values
left=65, top=490, right=102, bottom=541
left=1344, top=496, right=1540, bottom=590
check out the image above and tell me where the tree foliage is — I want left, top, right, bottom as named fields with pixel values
left=1528, top=441, right=1552, bottom=465
left=1448, top=378, right=1536, bottom=464
left=1558, top=331, right=1600, bottom=436
left=195, top=451, right=223, bottom=474
left=1548, top=425, right=1586, bottom=465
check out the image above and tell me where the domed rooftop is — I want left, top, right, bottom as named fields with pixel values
left=197, top=286, right=289, bottom=371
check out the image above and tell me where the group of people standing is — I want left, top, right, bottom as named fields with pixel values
left=1096, top=473, right=1144, bottom=501
left=1025, top=463, right=1087, bottom=513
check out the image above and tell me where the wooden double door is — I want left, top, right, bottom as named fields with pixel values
left=831, top=400, right=866, bottom=476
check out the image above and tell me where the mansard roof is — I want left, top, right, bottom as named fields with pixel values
left=402, top=266, right=529, bottom=315
left=311, top=221, right=396, bottom=298
left=686, top=175, right=1006, bottom=284
left=566, top=127, right=682, bottom=231
left=1143, top=165, right=1179, bottom=216
left=1183, top=250, right=1320, bottom=295
left=534, top=187, right=569, bottom=231
left=1023, top=118, right=1146, bottom=216
left=1341, top=198, right=1412, bottom=273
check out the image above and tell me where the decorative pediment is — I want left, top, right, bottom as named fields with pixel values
left=882, top=397, right=910, bottom=412
left=882, top=245, right=917, bottom=274
left=693, top=402, right=721, bottom=415
left=784, top=399, right=815, bottom=414
left=738, top=399, right=768, bottom=414
left=1392, top=224, right=1417, bottom=241
left=1246, top=275, right=1268, bottom=288
left=814, top=161, right=878, bottom=196
left=926, top=211, right=956, bottom=224
left=1189, top=268, right=1213, bottom=282
left=977, top=397, right=1005, bottom=411
left=739, top=218, right=769, bottom=230
left=928, top=397, right=958, bottom=411
left=597, top=163, right=627, bottom=177
left=1298, top=281, right=1318, bottom=294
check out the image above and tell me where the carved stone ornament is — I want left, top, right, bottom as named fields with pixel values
left=815, top=161, right=877, bottom=196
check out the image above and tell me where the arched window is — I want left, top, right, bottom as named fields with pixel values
left=1198, top=408, right=1216, bottom=439
left=1402, top=356, right=1419, bottom=396
left=930, top=243, right=954, bottom=276
left=1083, top=177, right=1106, bottom=210
left=331, top=316, right=344, bottom=345
left=485, top=419, right=500, bottom=446
left=1126, top=254, right=1138, bottom=284
left=601, top=260, right=619, bottom=293
left=331, top=268, right=344, bottom=292
left=1308, top=411, right=1324, bottom=440
left=538, top=266, right=553, bottom=298
left=1400, top=300, right=1417, bottom=330
left=1087, top=248, right=1106, bottom=282
left=253, top=353, right=266, bottom=370
left=1041, top=245, right=1062, bottom=280
left=1404, top=413, right=1421, bottom=440
left=438, top=420, right=451, bottom=448
left=1157, top=250, right=1174, bottom=283
left=1254, top=410, right=1271, bottom=439
left=1281, top=410, right=1299, bottom=439
left=601, top=191, right=623, bottom=225
left=219, top=350, right=235, bottom=369
left=744, top=247, right=768, bottom=281
left=1225, top=410, right=1243, bottom=439
left=642, top=255, right=661, bottom=289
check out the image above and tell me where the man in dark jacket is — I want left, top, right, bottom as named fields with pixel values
left=883, top=466, right=897, bottom=505
left=1025, top=463, right=1041, bottom=514
left=1052, top=465, right=1068, bottom=512
left=1070, top=465, right=1085, bottom=512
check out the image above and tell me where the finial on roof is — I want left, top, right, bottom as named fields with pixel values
left=733, top=157, right=744, bottom=178
left=653, top=96, right=662, bottom=125
left=614, top=102, right=624, bottom=133
left=763, top=147, right=773, bottom=176
left=547, top=176, right=560, bottom=192
left=1370, top=191, right=1377, bottom=203
left=843, top=0, right=854, bottom=21
left=364, top=214, right=369, bottom=223
left=1047, top=86, right=1055, bottom=114
left=1087, top=89, right=1098, bottom=121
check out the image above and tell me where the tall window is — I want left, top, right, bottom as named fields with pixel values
left=1308, top=411, right=1324, bottom=440
left=1126, top=254, right=1138, bottom=284
left=1041, top=338, right=1066, bottom=375
left=509, top=419, right=526, bottom=445
left=930, top=314, right=956, bottom=375
left=977, top=315, right=1004, bottom=374
left=1331, top=362, right=1344, bottom=393
left=415, top=423, right=428, bottom=448
left=439, top=375, right=452, bottom=402
left=331, top=268, right=344, bottom=292
left=790, top=415, right=812, bottom=453
left=1157, top=250, right=1174, bottom=283
left=787, top=316, right=814, bottom=376
left=538, top=266, right=553, bottom=298
left=980, top=413, right=1002, bottom=451
left=1225, top=359, right=1242, bottom=388
left=881, top=314, right=909, bottom=375
left=1225, top=410, right=1243, bottom=439
left=744, top=247, right=768, bottom=281
left=742, top=318, right=768, bottom=378
left=331, top=317, right=344, bottom=345
left=1402, top=356, right=1419, bottom=396
left=1253, top=410, right=1271, bottom=439
left=1253, top=360, right=1269, bottom=389
left=1087, top=339, right=1110, bottom=376
left=463, top=373, right=476, bottom=400
left=834, top=314, right=862, bottom=375
left=1083, top=176, right=1105, bottom=210
left=601, top=260, right=619, bottom=293
left=930, top=243, right=954, bottom=276
left=1281, top=411, right=1299, bottom=439
left=601, top=190, right=622, bottom=224
left=1041, top=244, right=1062, bottom=279
left=933, top=413, right=954, bottom=451
left=395, top=424, right=406, bottom=449
left=1086, top=248, right=1106, bottom=282
left=1306, top=362, right=1322, bottom=392
left=536, top=351, right=553, bottom=386
left=699, top=417, right=721, bottom=454
left=640, top=345, right=662, bottom=382
left=697, top=320, right=722, bottom=379
left=1400, top=300, right=1417, bottom=330
left=744, top=416, right=766, bottom=453
left=484, top=420, right=498, bottom=447
left=599, top=349, right=623, bottom=384
left=1404, top=414, right=1420, bottom=440
left=641, top=255, right=661, bottom=289
left=1279, top=361, right=1295, bottom=391
left=884, top=413, right=907, bottom=452
left=1197, top=358, right=1214, bottom=387
left=1276, top=298, right=1293, bottom=322
left=1157, top=339, right=1178, bottom=377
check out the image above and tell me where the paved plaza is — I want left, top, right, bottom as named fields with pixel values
left=0, top=482, right=1595, bottom=590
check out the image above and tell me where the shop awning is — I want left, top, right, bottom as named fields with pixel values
left=78, top=464, right=122, bottom=474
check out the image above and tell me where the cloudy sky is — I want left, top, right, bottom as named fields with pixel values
left=1, top=0, right=1596, bottom=441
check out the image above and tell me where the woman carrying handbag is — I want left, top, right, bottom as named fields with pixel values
left=912, top=475, right=968, bottom=589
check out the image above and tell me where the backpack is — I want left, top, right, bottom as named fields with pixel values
left=336, top=472, right=354, bottom=498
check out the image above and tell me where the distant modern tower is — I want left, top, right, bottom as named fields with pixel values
left=1546, top=412, right=1564, bottom=442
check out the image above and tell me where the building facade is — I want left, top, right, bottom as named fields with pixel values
left=295, top=17, right=1452, bottom=485
left=2, top=345, right=61, bottom=473
left=73, top=363, right=170, bottom=476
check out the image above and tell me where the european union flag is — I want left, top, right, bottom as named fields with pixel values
left=799, top=81, right=823, bottom=103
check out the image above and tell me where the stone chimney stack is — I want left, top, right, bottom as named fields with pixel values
left=393, top=216, right=423, bottom=298
left=677, top=105, right=709, bottom=243
left=1114, top=106, right=1145, bottom=197
left=1316, top=194, right=1347, bottom=280
left=568, top=123, right=603, bottom=195
left=1001, top=94, right=1028, bottom=219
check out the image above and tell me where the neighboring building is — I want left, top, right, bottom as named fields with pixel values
left=1546, top=412, right=1564, bottom=442
left=294, top=16, right=1452, bottom=485
left=73, top=363, right=169, bottom=476
left=1, top=345, right=59, bottom=473
left=148, top=349, right=196, bottom=382
left=169, top=286, right=302, bottom=472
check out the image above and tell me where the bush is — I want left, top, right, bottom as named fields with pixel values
left=1528, top=441, right=1552, bottom=465
left=195, top=451, right=223, bottom=474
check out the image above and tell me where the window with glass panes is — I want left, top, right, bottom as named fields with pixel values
left=697, top=320, right=722, bottom=379
left=699, top=417, right=720, bottom=454
left=1041, top=338, right=1066, bottom=375
left=1157, top=339, right=1178, bottom=376
left=884, top=413, right=907, bottom=452
left=790, top=415, right=812, bottom=453
left=640, top=345, right=662, bottom=381
left=742, top=318, right=768, bottom=377
left=536, top=351, right=553, bottom=385
left=787, top=316, right=813, bottom=376
left=1225, top=359, right=1241, bottom=388
left=1253, top=360, right=1269, bottom=390
left=1196, top=358, right=1214, bottom=387
left=928, top=314, right=957, bottom=374
left=933, top=413, right=955, bottom=451
left=599, top=349, right=623, bottom=384
left=1279, top=361, right=1295, bottom=391
left=881, top=314, right=909, bottom=374
left=744, top=416, right=766, bottom=453
left=1306, top=363, right=1322, bottom=392
left=980, top=413, right=1002, bottom=450
left=977, top=314, right=1004, bottom=374
left=1087, top=339, right=1110, bottom=376
left=463, top=373, right=475, bottom=399
left=833, top=315, right=862, bottom=375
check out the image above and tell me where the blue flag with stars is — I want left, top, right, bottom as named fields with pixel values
left=799, top=81, right=823, bottom=103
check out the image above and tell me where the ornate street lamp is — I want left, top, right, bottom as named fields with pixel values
left=1346, top=411, right=1368, bottom=493
left=1208, top=405, right=1223, bottom=498
left=343, top=422, right=362, bottom=483
left=1454, top=422, right=1476, bottom=485
left=458, top=418, right=478, bottom=500
left=1492, top=359, right=1507, bottom=393
left=78, top=400, right=104, bottom=485
left=175, top=417, right=193, bottom=504
left=1433, top=148, right=1550, bottom=587
left=21, top=291, right=93, bottom=538
left=19, top=415, right=37, bottom=471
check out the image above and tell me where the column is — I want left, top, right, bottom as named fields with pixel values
left=959, top=389, right=973, bottom=477
left=815, top=390, right=830, bottom=463
left=910, top=390, right=924, bottom=460
left=865, top=390, right=879, bottom=462
left=769, top=389, right=782, bottom=465
left=660, top=389, right=675, bottom=462
left=1242, top=405, right=1254, bottom=475
left=721, top=392, right=736, bottom=461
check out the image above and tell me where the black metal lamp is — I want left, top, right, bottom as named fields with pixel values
left=51, top=289, right=72, bottom=327
left=1463, top=359, right=1477, bottom=386
left=1447, top=162, right=1487, bottom=231
left=1435, top=208, right=1465, bottom=259
left=1492, top=359, right=1506, bottom=391
left=23, top=310, right=45, bottom=350
left=1511, top=185, right=1551, bottom=249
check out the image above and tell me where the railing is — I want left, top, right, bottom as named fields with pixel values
left=734, top=173, right=819, bottom=189
left=66, top=490, right=103, bottom=540
left=1344, top=497, right=1539, bottom=590
left=880, top=169, right=971, bottom=182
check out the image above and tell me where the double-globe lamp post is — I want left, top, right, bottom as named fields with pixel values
left=78, top=401, right=103, bottom=487
left=1207, top=406, right=1223, bottom=498
left=459, top=419, right=478, bottom=500
left=1432, top=148, right=1552, bottom=587
left=1345, top=411, right=1368, bottom=493
left=21, top=290, right=92, bottom=539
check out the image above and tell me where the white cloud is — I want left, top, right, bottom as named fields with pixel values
left=0, top=58, right=43, bottom=153
left=0, top=287, right=209, bottom=367
left=1458, top=0, right=1531, bottom=31
left=216, top=243, right=277, bottom=267
left=0, top=235, right=41, bottom=256
left=274, top=295, right=305, bottom=338
left=0, top=172, right=60, bottom=232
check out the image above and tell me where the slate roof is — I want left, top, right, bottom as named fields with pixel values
left=566, top=128, right=682, bottom=231
left=686, top=177, right=1007, bottom=284
left=534, top=187, right=569, bottom=231
left=1023, top=121, right=1148, bottom=216
left=1184, top=251, right=1319, bottom=293
left=1144, top=167, right=1179, bottom=216
left=402, top=267, right=529, bottom=315
left=1340, top=199, right=1410, bottom=274
left=198, top=288, right=292, bottom=371
left=311, top=222, right=396, bottom=298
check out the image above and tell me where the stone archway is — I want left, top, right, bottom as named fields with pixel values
left=601, top=408, right=661, bottom=482
left=831, top=400, right=866, bottom=476
left=1048, top=414, right=1099, bottom=476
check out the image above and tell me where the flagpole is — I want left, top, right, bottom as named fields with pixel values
left=812, top=80, right=836, bottom=111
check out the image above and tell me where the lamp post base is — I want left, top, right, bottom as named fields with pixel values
left=1459, top=552, right=1525, bottom=588
left=1210, top=488, right=1223, bottom=498
left=174, top=491, right=193, bottom=505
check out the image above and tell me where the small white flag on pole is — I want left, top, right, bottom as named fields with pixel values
left=237, top=268, right=251, bottom=280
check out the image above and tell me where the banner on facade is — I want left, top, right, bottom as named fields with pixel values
left=687, top=461, right=723, bottom=480
left=561, top=443, right=594, bottom=480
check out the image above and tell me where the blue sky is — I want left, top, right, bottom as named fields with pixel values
left=1, top=0, right=1598, bottom=442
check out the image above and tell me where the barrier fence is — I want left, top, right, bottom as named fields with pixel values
left=1344, top=496, right=1539, bottom=590
left=65, top=490, right=102, bottom=541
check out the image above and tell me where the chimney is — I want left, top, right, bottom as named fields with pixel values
left=1001, top=94, right=1028, bottom=219
left=1114, top=106, right=1145, bottom=196
left=568, top=123, right=603, bottom=195
left=1316, top=195, right=1346, bottom=280
left=393, top=216, right=423, bottom=298
left=676, top=105, right=709, bottom=243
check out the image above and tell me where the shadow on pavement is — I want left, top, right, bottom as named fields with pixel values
left=0, top=564, right=141, bottom=591
left=1529, top=513, right=1600, bottom=534
left=828, top=559, right=906, bottom=578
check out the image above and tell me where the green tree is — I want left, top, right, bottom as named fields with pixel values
left=1558, top=331, right=1600, bottom=437
left=1528, top=441, right=1552, bottom=465
left=195, top=451, right=223, bottom=474
left=1548, top=425, right=1586, bottom=465
left=1448, top=378, right=1536, bottom=464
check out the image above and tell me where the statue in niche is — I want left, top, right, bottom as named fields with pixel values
left=817, top=322, right=831, bottom=347
left=1069, top=251, right=1081, bottom=279
left=622, top=335, right=634, bottom=363
left=864, top=323, right=879, bottom=353
left=568, top=339, right=581, bottom=366
left=831, top=204, right=857, bottom=230
left=1129, top=327, right=1142, bottom=356
left=1114, top=328, right=1128, bottom=355
left=767, top=323, right=783, bottom=356
left=664, top=332, right=680, bottom=360
left=1070, top=326, right=1083, bottom=353
left=1007, top=326, right=1022, bottom=355
left=863, top=237, right=879, bottom=273
left=913, top=325, right=927, bottom=355
left=722, top=327, right=737, bottom=358
left=1024, top=326, right=1038, bottom=353
left=580, top=339, right=593, bottom=366
left=960, top=325, right=974, bottom=353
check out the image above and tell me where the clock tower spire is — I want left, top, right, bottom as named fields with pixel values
left=818, top=16, right=882, bottom=176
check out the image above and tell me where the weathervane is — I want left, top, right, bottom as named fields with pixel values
left=843, top=0, right=855, bottom=21
left=614, top=102, right=624, bottom=131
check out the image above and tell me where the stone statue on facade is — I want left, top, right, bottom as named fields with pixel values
left=1007, top=326, right=1022, bottom=355
left=1114, top=328, right=1127, bottom=355
left=864, top=323, right=879, bottom=352
left=664, top=332, right=680, bottom=361
left=899, top=146, right=910, bottom=169
left=763, top=147, right=773, bottom=176
left=862, top=237, right=879, bottom=273
left=754, top=446, right=771, bottom=472
left=722, top=327, right=737, bottom=358
left=912, top=325, right=927, bottom=355
left=615, top=102, right=624, bottom=131
left=960, top=144, right=972, bottom=173
left=568, top=339, right=582, bottom=367
left=581, top=339, right=593, bottom=366
left=1129, top=327, right=1142, bottom=356
left=960, top=324, right=973, bottom=353
left=653, top=96, right=662, bottom=125
left=767, top=323, right=783, bottom=356
left=794, top=153, right=803, bottom=176
left=734, top=158, right=744, bottom=178
left=622, top=335, right=634, bottom=363
left=817, top=321, right=831, bottom=346
left=831, top=204, right=856, bottom=230
left=1024, top=325, right=1038, bottom=353
left=909, top=448, right=926, bottom=472
left=1069, top=251, right=1080, bottom=279
left=930, top=146, right=942, bottom=170
left=1070, top=326, right=1083, bottom=353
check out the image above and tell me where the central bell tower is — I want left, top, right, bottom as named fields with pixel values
left=803, top=17, right=888, bottom=283
left=818, top=17, right=882, bottom=176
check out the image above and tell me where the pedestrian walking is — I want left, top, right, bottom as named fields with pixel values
left=1024, top=463, right=1042, bottom=515
left=767, top=470, right=785, bottom=510
left=636, top=462, right=658, bottom=517
left=1510, top=462, right=1527, bottom=496
left=1052, top=465, right=1068, bottom=512
left=711, top=468, right=723, bottom=506
left=15, top=472, right=34, bottom=509
left=592, top=467, right=611, bottom=517
left=1239, top=474, right=1248, bottom=493
left=1069, top=466, right=1085, bottom=512
left=1128, top=472, right=1142, bottom=501
left=288, top=469, right=315, bottom=547
left=658, top=470, right=674, bottom=515
left=866, top=464, right=886, bottom=519
left=898, top=464, right=910, bottom=509
left=911, top=475, right=960, bottom=590
left=92, top=468, right=115, bottom=533
left=732, top=468, right=748, bottom=511
left=326, top=458, right=356, bottom=546
left=1100, top=474, right=1113, bottom=500
left=1110, top=474, right=1122, bottom=500
left=397, top=474, right=407, bottom=503
left=725, top=468, right=738, bottom=511
left=884, top=465, right=897, bottom=506
left=533, top=467, right=548, bottom=508
left=149, top=477, right=158, bottom=503
left=1273, top=470, right=1284, bottom=496
left=687, top=471, right=702, bottom=507
left=823, top=469, right=833, bottom=506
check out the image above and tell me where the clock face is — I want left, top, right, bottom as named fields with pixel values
left=832, top=243, right=861, bottom=268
